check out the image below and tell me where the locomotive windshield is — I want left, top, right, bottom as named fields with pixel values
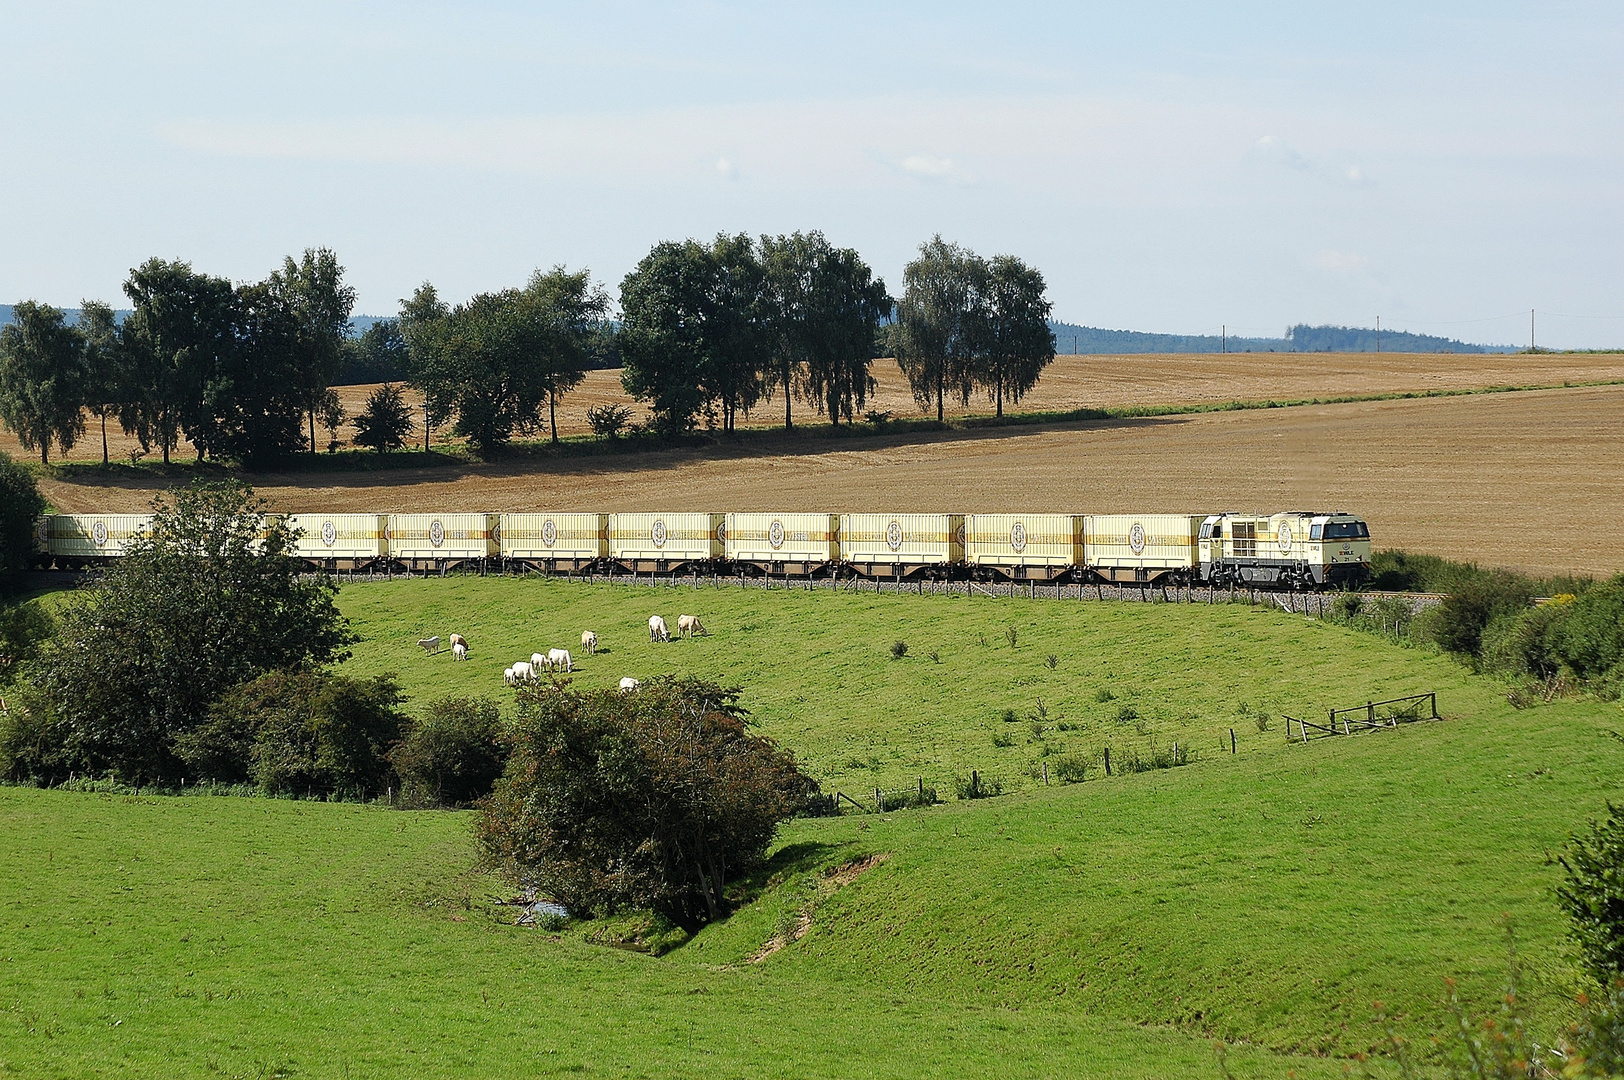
left=1322, top=520, right=1369, bottom=540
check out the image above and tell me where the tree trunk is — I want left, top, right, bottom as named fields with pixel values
left=40, top=442, right=48, bottom=465
left=549, top=390, right=559, bottom=444
left=101, top=413, right=108, bottom=464
left=309, top=408, right=317, bottom=454
left=996, top=370, right=1004, bottom=417
left=784, top=362, right=793, bottom=429
left=936, top=370, right=944, bottom=422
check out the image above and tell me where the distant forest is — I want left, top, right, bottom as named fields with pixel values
left=0, top=305, right=1521, bottom=369
left=1046, top=320, right=1515, bottom=354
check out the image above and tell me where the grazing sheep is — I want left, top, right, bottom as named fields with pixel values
left=677, top=614, right=708, bottom=638
left=448, top=633, right=467, bottom=651
left=531, top=651, right=548, bottom=672
left=511, top=660, right=535, bottom=683
left=619, top=677, right=640, bottom=691
left=547, top=648, right=573, bottom=673
left=416, top=635, right=441, bottom=656
left=504, top=666, right=517, bottom=686
left=648, top=615, right=670, bottom=642
left=451, top=641, right=467, bottom=661
left=580, top=630, right=597, bottom=655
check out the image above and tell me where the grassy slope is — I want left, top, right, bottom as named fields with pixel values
left=5, top=579, right=1622, bottom=1075
left=341, top=578, right=1496, bottom=793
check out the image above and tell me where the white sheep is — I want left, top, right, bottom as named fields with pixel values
left=504, top=666, right=517, bottom=686
left=547, top=648, right=572, bottom=673
left=619, top=677, right=640, bottom=691
left=416, top=635, right=441, bottom=656
left=451, top=641, right=467, bottom=661
left=531, top=651, right=548, bottom=672
left=580, top=630, right=597, bottom=655
left=448, top=633, right=467, bottom=651
left=648, top=615, right=670, bottom=642
left=677, top=614, right=707, bottom=638
left=511, top=660, right=535, bottom=683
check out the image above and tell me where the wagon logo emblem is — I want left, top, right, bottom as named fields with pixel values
left=92, top=521, right=108, bottom=546
left=769, top=520, right=785, bottom=549
left=1010, top=522, right=1027, bottom=553
left=36, top=518, right=48, bottom=546
left=541, top=519, right=557, bottom=547
left=1128, top=523, right=1146, bottom=555
left=715, top=522, right=727, bottom=543
left=886, top=520, right=903, bottom=551
left=955, top=522, right=966, bottom=547
left=1277, top=523, right=1293, bottom=553
left=321, top=521, right=337, bottom=547
left=651, top=519, right=667, bottom=547
left=428, top=520, right=445, bottom=547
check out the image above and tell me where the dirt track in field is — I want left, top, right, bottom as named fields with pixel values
left=37, top=380, right=1624, bottom=577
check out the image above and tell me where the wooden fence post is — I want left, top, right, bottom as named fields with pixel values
left=1103, top=748, right=1111, bottom=776
left=1230, top=728, right=1237, bottom=754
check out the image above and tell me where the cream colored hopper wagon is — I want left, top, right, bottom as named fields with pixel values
left=500, top=513, right=608, bottom=571
left=36, top=514, right=153, bottom=565
left=1084, top=514, right=1204, bottom=584
left=609, top=512, right=725, bottom=572
left=838, top=513, right=965, bottom=578
left=966, top=514, right=1085, bottom=581
left=388, top=513, right=498, bottom=568
left=725, top=513, right=840, bottom=575
left=286, top=513, right=389, bottom=568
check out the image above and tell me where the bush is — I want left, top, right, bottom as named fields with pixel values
left=352, top=383, right=416, bottom=453
left=991, top=730, right=1015, bottom=748
left=1558, top=802, right=1624, bottom=986
left=1430, top=573, right=1535, bottom=661
left=889, top=640, right=908, bottom=659
left=1547, top=576, right=1624, bottom=680
left=1052, top=755, right=1089, bottom=784
left=185, top=670, right=407, bottom=798
left=586, top=402, right=633, bottom=439
left=476, top=677, right=814, bottom=928
left=1114, top=704, right=1139, bottom=723
left=953, top=771, right=1003, bottom=799
left=0, top=451, right=43, bottom=585
left=389, top=695, right=508, bottom=807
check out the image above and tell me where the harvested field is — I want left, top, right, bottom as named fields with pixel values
left=8, top=351, right=1623, bottom=462
left=39, top=383, right=1624, bottom=577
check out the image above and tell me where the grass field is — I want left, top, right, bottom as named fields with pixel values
left=36, top=382, right=1624, bottom=577
left=5, top=579, right=1624, bottom=1076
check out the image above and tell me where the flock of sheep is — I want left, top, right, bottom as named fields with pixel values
left=421, top=612, right=710, bottom=694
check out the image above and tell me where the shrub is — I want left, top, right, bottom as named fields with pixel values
left=889, top=640, right=908, bottom=659
left=878, top=784, right=936, bottom=811
left=586, top=402, right=633, bottom=439
left=182, top=670, right=407, bottom=798
left=953, top=771, right=1002, bottom=799
left=1431, top=573, right=1536, bottom=661
left=0, top=450, right=44, bottom=585
left=0, top=601, right=55, bottom=684
left=1558, top=802, right=1624, bottom=986
left=1004, top=625, right=1018, bottom=648
left=1051, top=755, right=1089, bottom=784
left=352, top=383, right=416, bottom=453
left=1044, top=653, right=1058, bottom=670
left=477, top=677, right=814, bottom=928
left=1115, top=704, right=1139, bottom=723
left=389, top=695, right=508, bottom=808
left=991, top=731, right=1015, bottom=748
left=1094, top=687, right=1115, bottom=703
left=1547, top=576, right=1624, bottom=680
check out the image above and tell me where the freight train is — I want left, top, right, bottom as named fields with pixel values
left=35, top=508, right=1372, bottom=589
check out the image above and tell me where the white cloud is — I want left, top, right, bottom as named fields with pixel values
left=900, top=154, right=957, bottom=179
left=715, top=155, right=738, bottom=181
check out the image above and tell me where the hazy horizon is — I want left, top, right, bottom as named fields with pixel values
left=2, top=3, right=1620, bottom=348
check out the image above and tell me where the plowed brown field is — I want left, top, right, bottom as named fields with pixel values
left=35, top=378, right=1624, bottom=577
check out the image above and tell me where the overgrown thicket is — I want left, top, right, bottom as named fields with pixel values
left=1330, top=551, right=1622, bottom=702
left=476, top=676, right=816, bottom=927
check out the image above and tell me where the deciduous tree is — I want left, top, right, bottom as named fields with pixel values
left=0, top=301, right=87, bottom=464
left=965, top=254, right=1054, bottom=417
left=269, top=248, right=357, bottom=454
left=353, top=383, right=415, bottom=452
left=893, top=236, right=978, bottom=422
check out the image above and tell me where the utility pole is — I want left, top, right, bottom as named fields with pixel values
left=1376, top=316, right=1380, bottom=353
left=1530, top=309, right=1535, bottom=352
left=1221, top=324, right=1225, bottom=354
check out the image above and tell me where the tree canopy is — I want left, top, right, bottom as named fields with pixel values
left=893, top=236, right=977, bottom=422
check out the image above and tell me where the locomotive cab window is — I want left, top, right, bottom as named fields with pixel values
left=1199, top=523, right=1213, bottom=539
left=1323, top=521, right=1369, bottom=540
left=1309, top=524, right=1324, bottom=541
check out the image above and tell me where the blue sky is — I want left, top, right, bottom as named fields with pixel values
left=2, top=2, right=1621, bottom=346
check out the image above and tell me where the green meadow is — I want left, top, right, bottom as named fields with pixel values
left=4, top=577, right=1622, bottom=1077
